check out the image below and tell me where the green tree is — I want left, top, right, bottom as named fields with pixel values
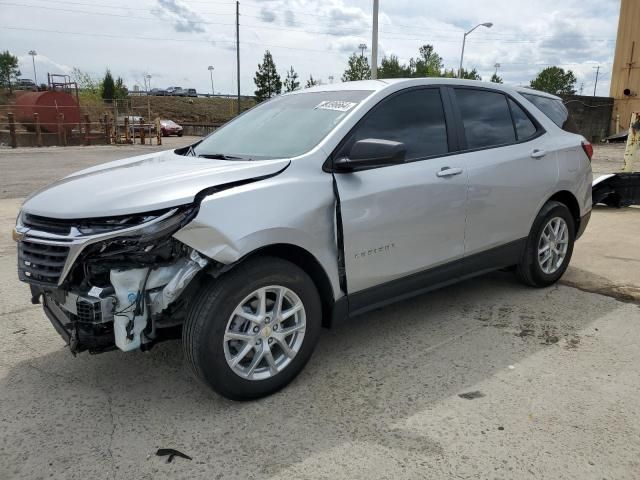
left=254, top=50, right=282, bottom=102
left=490, top=73, right=503, bottom=84
left=409, top=45, right=443, bottom=77
left=283, top=66, right=300, bottom=92
left=342, top=53, right=371, bottom=82
left=459, top=68, right=482, bottom=80
left=530, top=66, right=577, bottom=95
left=0, top=50, right=21, bottom=93
left=305, top=75, right=320, bottom=88
left=72, top=67, right=99, bottom=92
left=72, top=67, right=101, bottom=105
left=378, top=55, right=410, bottom=78
left=101, top=69, right=115, bottom=102
left=114, top=76, right=128, bottom=99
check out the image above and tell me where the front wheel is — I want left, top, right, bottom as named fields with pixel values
left=517, top=201, right=575, bottom=287
left=183, top=256, right=322, bottom=400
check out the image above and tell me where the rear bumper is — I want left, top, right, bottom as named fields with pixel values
left=576, top=210, right=591, bottom=240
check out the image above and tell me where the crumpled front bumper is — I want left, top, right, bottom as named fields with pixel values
left=39, top=288, right=116, bottom=354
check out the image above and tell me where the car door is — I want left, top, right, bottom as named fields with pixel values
left=332, top=87, right=469, bottom=305
left=447, top=87, right=559, bottom=257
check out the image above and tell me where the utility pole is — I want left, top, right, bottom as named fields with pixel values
left=358, top=43, right=367, bottom=58
left=494, top=63, right=500, bottom=76
left=593, top=65, right=600, bottom=96
left=236, top=1, right=241, bottom=114
left=371, top=0, right=379, bottom=79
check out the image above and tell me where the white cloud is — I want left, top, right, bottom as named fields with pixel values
left=1, top=0, right=620, bottom=96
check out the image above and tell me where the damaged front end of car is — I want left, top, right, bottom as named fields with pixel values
left=14, top=205, right=209, bottom=354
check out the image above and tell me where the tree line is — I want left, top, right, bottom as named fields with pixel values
left=1, top=47, right=578, bottom=104
left=254, top=44, right=578, bottom=102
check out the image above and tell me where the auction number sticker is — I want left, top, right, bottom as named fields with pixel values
left=314, top=100, right=357, bottom=112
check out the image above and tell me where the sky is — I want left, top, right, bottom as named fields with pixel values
left=0, top=0, right=622, bottom=96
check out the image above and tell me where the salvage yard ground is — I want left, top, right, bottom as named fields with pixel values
left=0, top=142, right=639, bottom=479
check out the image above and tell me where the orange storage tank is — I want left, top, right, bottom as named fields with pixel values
left=14, top=91, right=80, bottom=133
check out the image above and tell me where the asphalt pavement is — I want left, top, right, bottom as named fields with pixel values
left=0, top=141, right=639, bottom=479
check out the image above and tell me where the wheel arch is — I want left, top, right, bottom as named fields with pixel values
left=547, top=190, right=581, bottom=233
left=237, top=243, right=336, bottom=329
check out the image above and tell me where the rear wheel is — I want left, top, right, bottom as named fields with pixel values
left=183, top=256, right=321, bottom=400
left=517, top=201, right=575, bottom=287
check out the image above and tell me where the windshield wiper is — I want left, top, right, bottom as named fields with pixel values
left=197, top=153, right=246, bottom=160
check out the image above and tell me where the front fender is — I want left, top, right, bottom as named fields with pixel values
left=172, top=172, right=341, bottom=298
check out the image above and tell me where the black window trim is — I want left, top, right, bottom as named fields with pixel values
left=324, top=85, right=458, bottom=173
left=445, top=85, right=546, bottom=155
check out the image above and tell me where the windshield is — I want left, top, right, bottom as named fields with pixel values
left=194, top=90, right=372, bottom=159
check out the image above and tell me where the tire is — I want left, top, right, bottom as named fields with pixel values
left=177, top=132, right=183, bottom=137
left=516, top=201, right=575, bottom=287
left=183, top=256, right=322, bottom=400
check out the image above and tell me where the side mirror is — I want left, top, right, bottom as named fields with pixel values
left=334, top=138, right=406, bottom=172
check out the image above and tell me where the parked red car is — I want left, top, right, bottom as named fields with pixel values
left=160, top=119, right=183, bottom=137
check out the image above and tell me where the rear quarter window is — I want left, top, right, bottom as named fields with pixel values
left=520, top=92, right=579, bottom=133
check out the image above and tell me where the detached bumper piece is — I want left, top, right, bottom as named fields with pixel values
left=40, top=289, right=116, bottom=354
left=592, top=173, right=640, bottom=208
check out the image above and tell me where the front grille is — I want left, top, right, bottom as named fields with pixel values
left=22, top=214, right=73, bottom=235
left=18, top=240, right=70, bottom=286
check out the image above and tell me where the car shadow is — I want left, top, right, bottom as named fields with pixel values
left=0, top=271, right=620, bottom=479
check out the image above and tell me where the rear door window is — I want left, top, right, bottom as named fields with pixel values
left=344, top=88, right=449, bottom=161
left=454, top=89, right=516, bottom=149
left=508, top=99, right=537, bottom=141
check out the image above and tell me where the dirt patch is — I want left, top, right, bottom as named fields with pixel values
left=561, top=267, right=640, bottom=305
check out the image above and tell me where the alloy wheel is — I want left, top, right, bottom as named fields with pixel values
left=537, top=216, right=569, bottom=274
left=223, top=286, right=306, bottom=381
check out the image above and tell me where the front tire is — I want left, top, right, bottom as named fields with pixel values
left=183, top=256, right=322, bottom=400
left=517, top=201, right=575, bottom=287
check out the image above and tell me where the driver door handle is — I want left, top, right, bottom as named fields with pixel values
left=436, top=167, right=463, bottom=178
left=531, top=149, right=547, bottom=159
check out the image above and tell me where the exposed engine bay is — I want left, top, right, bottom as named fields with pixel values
left=15, top=205, right=209, bottom=354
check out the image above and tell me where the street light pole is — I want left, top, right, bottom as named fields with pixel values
left=458, top=22, right=493, bottom=78
left=208, top=65, right=215, bottom=96
left=28, top=50, right=37, bottom=86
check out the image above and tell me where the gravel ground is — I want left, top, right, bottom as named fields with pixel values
left=0, top=140, right=639, bottom=480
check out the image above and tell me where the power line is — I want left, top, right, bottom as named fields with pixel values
left=0, top=25, right=346, bottom=55
left=0, top=2, right=616, bottom=46
left=1, top=0, right=616, bottom=41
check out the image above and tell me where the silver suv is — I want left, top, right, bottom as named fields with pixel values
left=15, top=79, right=592, bottom=399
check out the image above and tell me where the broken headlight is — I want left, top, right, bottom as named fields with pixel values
left=84, top=206, right=197, bottom=260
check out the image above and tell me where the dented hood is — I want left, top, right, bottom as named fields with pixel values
left=22, top=149, right=290, bottom=219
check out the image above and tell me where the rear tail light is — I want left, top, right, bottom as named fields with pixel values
left=582, top=140, right=593, bottom=161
